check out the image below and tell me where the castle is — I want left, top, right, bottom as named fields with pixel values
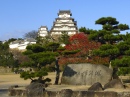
left=9, top=10, right=78, bottom=51
left=38, top=10, right=78, bottom=40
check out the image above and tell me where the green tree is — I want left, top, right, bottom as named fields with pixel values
left=45, top=42, right=60, bottom=52
left=89, top=17, right=129, bottom=44
left=21, top=44, right=59, bottom=83
left=58, top=31, right=70, bottom=45
left=0, top=41, right=19, bottom=67
left=36, top=36, right=52, bottom=45
left=10, top=49, right=32, bottom=67
left=0, top=51, right=19, bottom=67
left=7, top=38, right=17, bottom=44
left=89, top=17, right=130, bottom=76
left=111, top=33, right=130, bottom=75
left=79, top=27, right=92, bottom=34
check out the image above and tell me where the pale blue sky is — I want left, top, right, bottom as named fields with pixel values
left=0, top=0, right=130, bottom=41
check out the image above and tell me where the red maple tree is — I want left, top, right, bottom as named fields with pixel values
left=58, top=33, right=110, bottom=68
left=65, top=32, right=101, bottom=57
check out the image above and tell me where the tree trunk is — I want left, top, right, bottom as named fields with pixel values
left=54, top=57, right=60, bottom=85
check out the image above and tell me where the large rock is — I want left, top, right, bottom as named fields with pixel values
left=104, top=79, right=125, bottom=89
left=61, top=63, right=113, bottom=85
left=57, top=89, right=73, bottom=97
left=88, top=82, right=104, bottom=91
left=26, top=82, right=45, bottom=97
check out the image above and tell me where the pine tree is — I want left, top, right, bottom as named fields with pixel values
left=89, top=17, right=130, bottom=76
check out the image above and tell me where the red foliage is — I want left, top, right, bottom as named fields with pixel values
left=58, top=33, right=109, bottom=68
left=87, top=56, right=109, bottom=65
left=58, top=56, right=109, bottom=70
left=65, top=33, right=101, bottom=57
left=59, top=56, right=109, bottom=66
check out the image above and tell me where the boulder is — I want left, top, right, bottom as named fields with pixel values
left=9, top=85, right=19, bottom=89
left=76, top=91, right=88, bottom=97
left=8, top=89, right=17, bottom=96
left=104, top=79, right=125, bottom=89
left=57, top=89, right=73, bottom=97
left=103, top=92, right=118, bottom=97
left=46, top=91, right=57, bottom=97
left=26, top=82, right=45, bottom=97
left=88, top=82, right=104, bottom=91
left=61, top=63, right=113, bottom=85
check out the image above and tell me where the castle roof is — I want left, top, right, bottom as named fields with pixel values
left=40, top=26, right=48, bottom=28
left=58, top=10, right=72, bottom=16
left=56, top=18, right=74, bottom=21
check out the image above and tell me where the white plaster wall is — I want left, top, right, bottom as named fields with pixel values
left=55, top=24, right=74, bottom=26
left=9, top=44, right=19, bottom=49
left=51, top=31, right=76, bottom=35
left=70, top=28, right=76, bottom=30
left=69, top=24, right=74, bottom=26
left=53, top=27, right=76, bottom=31
left=24, top=41, right=29, bottom=44
left=9, top=41, right=36, bottom=51
left=39, top=33, right=47, bottom=36
left=54, top=28, right=57, bottom=30
left=40, top=28, right=46, bottom=30
left=39, top=30, right=48, bottom=37
left=60, top=20, right=69, bottom=22
left=39, top=31, right=47, bottom=34
left=40, top=31, right=48, bottom=33
left=69, top=20, right=73, bottom=23
left=18, top=45, right=27, bottom=50
left=59, top=14, right=70, bottom=18
left=51, top=32, right=62, bottom=35
left=31, top=42, right=36, bottom=44
left=68, top=32, right=76, bottom=35
left=55, top=24, right=62, bottom=26
left=62, top=26, right=69, bottom=30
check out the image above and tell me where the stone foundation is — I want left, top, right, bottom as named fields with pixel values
left=8, top=88, right=130, bottom=97
left=0, top=66, right=12, bottom=73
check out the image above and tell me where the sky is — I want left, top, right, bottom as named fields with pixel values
left=0, top=0, right=130, bottom=41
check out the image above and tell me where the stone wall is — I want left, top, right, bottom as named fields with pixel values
left=8, top=88, right=130, bottom=97
left=0, top=66, right=12, bottom=73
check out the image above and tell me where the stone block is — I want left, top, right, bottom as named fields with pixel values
left=61, top=63, right=113, bottom=85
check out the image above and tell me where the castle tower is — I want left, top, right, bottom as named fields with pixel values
left=50, top=10, right=78, bottom=40
left=38, top=26, right=49, bottom=37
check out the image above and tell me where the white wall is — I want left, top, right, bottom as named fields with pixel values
left=18, top=44, right=27, bottom=50
left=9, top=43, right=19, bottom=49
left=68, top=32, right=76, bottom=35
left=41, top=28, right=47, bottom=30
left=59, top=14, right=70, bottom=18
left=38, top=29, right=48, bottom=37
left=9, top=40, right=36, bottom=51
left=55, top=23, right=74, bottom=26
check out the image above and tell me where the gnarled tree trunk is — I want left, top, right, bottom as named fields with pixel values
left=54, top=57, right=60, bottom=85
